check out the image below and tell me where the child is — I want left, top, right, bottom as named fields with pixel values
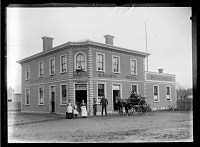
left=73, top=103, right=79, bottom=118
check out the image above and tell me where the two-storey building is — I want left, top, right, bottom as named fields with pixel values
left=17, top=35, right=176, bottom=115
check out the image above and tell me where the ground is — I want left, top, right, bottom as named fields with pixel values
left=8, top=110, right=193, bottom=143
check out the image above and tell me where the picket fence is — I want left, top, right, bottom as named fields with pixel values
left=177, top=98, right=193, bottom=111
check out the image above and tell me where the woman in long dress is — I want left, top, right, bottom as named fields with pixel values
left=80, top=100, right=87, bottom=118
left=67, top=102, right=73, bottom=119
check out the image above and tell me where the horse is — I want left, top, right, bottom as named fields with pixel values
left=115, top=96, right=128, bottom=116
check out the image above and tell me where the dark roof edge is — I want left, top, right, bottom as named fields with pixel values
left=17, top=40, right=150, bottom=64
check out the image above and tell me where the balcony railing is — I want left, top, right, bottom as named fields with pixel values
left=73, top=69, right=88, bottom=78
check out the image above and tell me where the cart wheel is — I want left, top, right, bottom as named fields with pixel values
left=138, top=100, right=147, bottom=116
left=138, top=106, right=145, bottom=115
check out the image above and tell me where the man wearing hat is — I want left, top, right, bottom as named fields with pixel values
left=100, top=95, right=108, bottom=116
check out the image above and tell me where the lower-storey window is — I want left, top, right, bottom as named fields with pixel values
left=25, top=88, right=30, bottom=105
left=153, top=85, right=159, bottom=102
left=166, top=86, right=171, bottom=101
left=60, top=84, right=67, bottom=105
left=98, top=83, right=105, bottom=104
left=38, top=86, right=44, bottom=105
left=131, top=84, right=138, bottom=94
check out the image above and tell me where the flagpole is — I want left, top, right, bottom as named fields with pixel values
left=145, top=21, right=148, bottom=71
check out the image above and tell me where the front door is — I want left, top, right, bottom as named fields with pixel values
left=113, top=84, right=121, bottom=111
left=75, top=84, right=87, bottom=109
left=50, top=86, right=55, bottom=113
left=113, top=90, right=120, bottom=111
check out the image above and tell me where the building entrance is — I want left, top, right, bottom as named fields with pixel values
left=75, top=84, right=87, bottom=108
left=75, top=90, right=87, bottom=105
left=50, top=85, right=55, bottom=113
left=113, top=84, right=121, bottom=111
left=113, top=90, right=120, bottom=111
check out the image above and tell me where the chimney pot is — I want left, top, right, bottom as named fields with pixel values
left=158, top=69, right=163, bottom=73
left=104, top=35, right=114, bottom=45
left=42, top=36, right=54, bottom=51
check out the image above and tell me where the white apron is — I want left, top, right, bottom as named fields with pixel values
left=81, top=106, right=87, bottom=117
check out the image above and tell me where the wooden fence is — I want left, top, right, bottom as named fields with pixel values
left=177, top=98, right=193, bottom=111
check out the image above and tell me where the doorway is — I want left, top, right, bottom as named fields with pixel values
left=75, top=90, right=87, bottom=104
left=113, top=84, right=121, bottom=111
left=50, top=85, right=55, bottom=113
left=75, top=90, right=87, bottom=111
left=113, top=90, right=120, bottom=111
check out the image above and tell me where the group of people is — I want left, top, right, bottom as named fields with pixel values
left=66, top=91, right=137, bottom=118
left=66, top=100, right=87, bottom=119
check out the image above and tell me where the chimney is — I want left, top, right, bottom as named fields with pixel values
left=158, top=69, right=163, bottom=73
left=42, top=36, right=54, bottom=51
left=104, top=35, right=114, bottom=45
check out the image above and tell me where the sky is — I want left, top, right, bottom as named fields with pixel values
left=6, top=7, right=192, bottom=93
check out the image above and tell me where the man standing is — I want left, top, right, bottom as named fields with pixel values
left=100, top=95, right=108, bottom=116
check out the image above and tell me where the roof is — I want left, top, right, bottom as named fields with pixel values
left=17, top=39, right=150, bottom=64
left=145, top=71, right=176, bottom=76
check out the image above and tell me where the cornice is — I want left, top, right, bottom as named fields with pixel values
left=17, top=39, right=149, bottom=64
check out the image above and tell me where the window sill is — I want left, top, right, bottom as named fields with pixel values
left=49, top=74, right=55, bottom=76
left=60, top=71, right=67, bottom=74
left=25, top=79, right=30, bottom=81
left=38, top=76, right=44, bottom=78
left=113, top=72, right=120, bottom=74
left=153, top=101, right=160, bottom=103
left=38, top=104, right=44, bottom=106
left=97, top=70, right=106, bottom=73
left=25, top=104, right=30, bottom=106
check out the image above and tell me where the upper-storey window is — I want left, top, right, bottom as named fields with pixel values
left=76, top=53, right=85, bottom=70
left=130, top=59, right=137, bottom=75
left=112, top=55, right=120, bottom=73
left=38, top=61, right=44, bottom=77
left=96, top=53, right=105, bottom=72
left=25, top=65, right=30, bottom=80
left=49, top=58, right=55, bottom=75
left=60, top=54, right=67, bottom=73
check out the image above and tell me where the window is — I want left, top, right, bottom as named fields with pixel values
left=25, top=65, right=30, bottom=80
left=38, top=87, right=44, bottom=105
left=39, top=62, right=44, bottom=77
left=97, top=83, right=105, bottom=104
left=130, top=59, right=137, bottom=74
left=96, top=53, right=105, bottom=72
left=49, top=58, right=55, bottom=75
left=153, top=85, right=159, bottom=102
left=112, top=56, right=120, bottom=73
left=166, top=86, right=171, bottom=101
left=25, top=88, right=30, bottom=105
left=76, top=53, right=85, bottom=70
left=60, top=55, right=67, bottom=73
left=131, top=84, right=138, bottom=94
left=60, top=84, right=67, bottom=105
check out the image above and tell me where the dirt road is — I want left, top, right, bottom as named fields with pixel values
left=8, top=111, right=193, bottom=143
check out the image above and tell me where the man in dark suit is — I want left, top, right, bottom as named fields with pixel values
left=100, top=95, right=108, bottom=116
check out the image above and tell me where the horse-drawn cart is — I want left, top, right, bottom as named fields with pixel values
left=125, top=97, right=148, bottom=115
left=115, top=96, right=148, bottom=116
